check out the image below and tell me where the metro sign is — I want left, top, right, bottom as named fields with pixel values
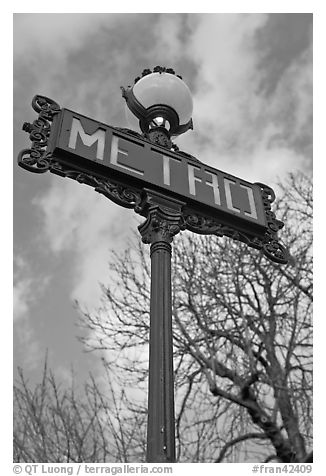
left=57, top=109, right=265, bottom=226
left=18, top=95, right=288, bottom=263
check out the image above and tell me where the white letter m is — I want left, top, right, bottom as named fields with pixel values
left=68, top=117, right=105, bottom=160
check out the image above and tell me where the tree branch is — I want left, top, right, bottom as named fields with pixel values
left=215, top=433, right=269, bottom=462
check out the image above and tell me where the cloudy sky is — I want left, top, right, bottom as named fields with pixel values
left=13, top=12, right=312, bottom=386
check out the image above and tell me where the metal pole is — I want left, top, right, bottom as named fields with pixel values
left=138, top=189, right=185, bottom=463
left=146, top=239, right=175, bottom=462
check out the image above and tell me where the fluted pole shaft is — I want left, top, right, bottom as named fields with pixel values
left=147, top=240, right=175, bottom=462
left=138, top=189, right=185, bottom=464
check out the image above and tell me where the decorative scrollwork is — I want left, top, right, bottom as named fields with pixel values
left=140, top=217, right=183, bottom=245
left=184, top=214, right=232, bottom=237
left=49, top=161, right=143, bottom=212
left=183, top=209, right=288, bottom=264
left=255, top=183, right=288, bottom=264
left=31, top=95, right=61, bottom=116
left=138, top=191, right=186, bottom=245
left=133, top=66, right=183, bottom=84
left=184, top=212, right=253, bottom=244
left=255, top=182, right=284, bottom=231
left=18, top=95, right=61, bottom=173
left=17, top=149, right=53, bottom=174
left=262, top=239, right=288, bottom=264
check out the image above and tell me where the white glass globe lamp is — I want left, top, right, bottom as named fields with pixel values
left=121, top=67, right=193, bottom=149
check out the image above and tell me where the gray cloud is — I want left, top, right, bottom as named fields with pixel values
left=14, top=14, right=312, bottom=381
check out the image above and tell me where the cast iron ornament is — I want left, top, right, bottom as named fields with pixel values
left=18, top=95, right=60, bottom=173
left=138, top=191, right=186, bottom=245
left=51, top=162, right=143, bottom=212
left=133, top=66, right=183, bottom=84
left=17, top=95, right=289, bottom=264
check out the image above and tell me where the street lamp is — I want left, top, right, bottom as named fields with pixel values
left=18, top=65, right=288, bottom=465
left=121, top=66, right=193, bottom=150
left=121, top=66, right=194, bottom=463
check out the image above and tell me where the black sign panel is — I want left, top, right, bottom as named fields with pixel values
left=50, top=109, right=267, bottom=231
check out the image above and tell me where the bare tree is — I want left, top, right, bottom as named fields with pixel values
left=14, top=172, right=312, bottom=463
left=14, top=358, right=147, bottom=462
left=78, top=171, right=312, bottom=463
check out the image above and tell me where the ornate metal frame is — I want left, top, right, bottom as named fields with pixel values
left=17, top=95, right=289, bottom=264
left=18, top=95, right=61, bottom=173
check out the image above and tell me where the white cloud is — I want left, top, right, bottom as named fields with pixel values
left=13, top=13, right=127, bottom=103
left=153, top=14, right=185, bottom=63
left=266, top=42, right=312, bottom=147
left=13, top=256, right=47, bottom=370
left=13, top=255, right=50, bottom=321
left=35, top=177, right=140, bottom=309
left=13, top=277, right=32, bottom=321
left=12, top=13, right=312, bottom=396
left=187, top=14, right=267, bottom=132
left=14, top=255, right=34, bottom=322
left=28, top=13, right=312, bottom=313
left=175, top=13, right=312, bottom=185
left=13, top=13, right=117, bottom=60
left=15, top=320, right=42, bottom=371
